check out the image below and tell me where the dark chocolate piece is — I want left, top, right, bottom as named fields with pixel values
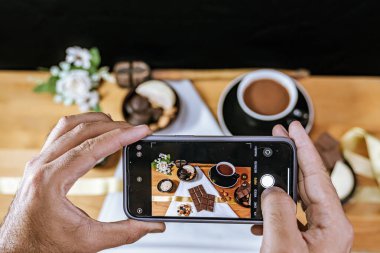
left=151, top=107, right=164, bottom=122
left=129, top=94, right=150, bottom=113
left=315, top=132, right=340, bottom=150
left=314, top=132, right=343, bottom=172
left=114, top=61, right=150, bottom=88
left=175, top=160, right=187, bottom=168
left=127, top=112, right=151, bottom=125
left=188, top=185, right=215, bottom=212
left=236, top=182, right=251, bottom=207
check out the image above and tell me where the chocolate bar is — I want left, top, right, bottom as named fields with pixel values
left=314, top=132, right=343, bottom=172
left=188, top=185, right=215, bottom=212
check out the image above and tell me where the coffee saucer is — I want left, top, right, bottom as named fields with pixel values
left=208, top=166, right=239, bottom=188
left=218, top=74, right=314, bottom=135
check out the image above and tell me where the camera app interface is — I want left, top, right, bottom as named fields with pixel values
left=129, top=140, right=293, bottom=220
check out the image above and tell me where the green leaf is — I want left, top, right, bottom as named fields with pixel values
left=90, top=47, right=101, bottom=69
left=33, top=75, right=58, bottom=94
left=33, top=83, right=50, bottom=93
left=93, top=103, right=101, bottom=112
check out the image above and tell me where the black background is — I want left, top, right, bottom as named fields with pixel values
left=1, top=0, right=380, bottom=75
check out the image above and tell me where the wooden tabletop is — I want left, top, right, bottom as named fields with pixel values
left=151, top=163, right=251, bottom=218
left=0, top=70, right=380, bottom=251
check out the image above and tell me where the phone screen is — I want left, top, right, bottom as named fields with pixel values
left=125, top=137, right=295, bottom=221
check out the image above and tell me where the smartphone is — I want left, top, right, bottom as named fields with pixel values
left=123, top=135, right=297, bottom=224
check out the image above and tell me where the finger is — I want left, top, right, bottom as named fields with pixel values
left=251, top=225, right=263, bottom=236
left=272, top=124, right=311, bottom=210
left=272, top=124, right=289, bottom=137
left=288, top=121, right=340, bottom=206
left=92, top=219, right=165, bottom=251
left=260, top=187, right=301, bottom=250
left=40, top=121, right=132, bottom=163
left=51, top=125, right=150, bottom=193
left=41, top=112, right=112, bottom=152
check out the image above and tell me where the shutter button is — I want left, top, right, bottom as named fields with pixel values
left=260, top=174, right=275, bottom=188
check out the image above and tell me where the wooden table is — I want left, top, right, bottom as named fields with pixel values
left=1, top=70, right=380, bottom=251
left=151, top=163, right=251, bottom=218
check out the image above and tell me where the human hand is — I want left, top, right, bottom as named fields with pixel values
left=0, top=113, right=165, bottom=253
left=252, top=121, right=353, bottom=253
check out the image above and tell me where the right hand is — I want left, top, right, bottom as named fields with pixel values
left=251, top=121, right=353, bottom=253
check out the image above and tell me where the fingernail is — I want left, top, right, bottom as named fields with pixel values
left=276, top=124, right=288, bottom=134
left=289, top=120, right=301, bottom=128
left=135, top=124, right=151, bottom=133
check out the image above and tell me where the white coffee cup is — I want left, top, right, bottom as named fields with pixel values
left=237, top=69, right=298, bottom=121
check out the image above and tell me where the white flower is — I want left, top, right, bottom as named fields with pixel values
left=63, top=97, right=74, bottom=106
left=91, top=73, right=100, bottom=82
left=88, top=91, right=99, bottom=108
left=65, top=46, right=91, bottom=69
left=59, top=61, right=70, bottom=71
left=156, top=161, right=169, bottom=173
left=98, top=66, right=113, bottom=82
left=78, top=102, right=90, bottom=112
left=56, top=69, right=92, bottom=103
left=53, top=95, right=63, bottom=103
left=50, top=66, right=60, bottom=76
left=76, top=91, right=99, bottom=112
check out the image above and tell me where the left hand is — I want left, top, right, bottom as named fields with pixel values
left=0, top=113, right=165, bottom=253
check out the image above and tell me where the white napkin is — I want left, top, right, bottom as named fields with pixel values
left=98, top=80, right=261, bottom=253
left=165, top=166, right=237, bottom=218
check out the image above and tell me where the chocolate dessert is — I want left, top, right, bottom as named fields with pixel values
left=122, top=80, right=178, bottom=131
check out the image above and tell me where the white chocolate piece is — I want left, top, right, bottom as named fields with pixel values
left=331, top=160, right=355, bottom=200
left=136, top=80, right=176, bottom=110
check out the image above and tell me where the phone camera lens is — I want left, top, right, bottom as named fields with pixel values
left=263, top=148, right=273, bottom=157
left=136, top=176, right=143, bottom=182
left=136, top=144, right=142, bottom=150
left=136, top=151, right=142, bottom=157
left=137, top=208, right=143, bottom=214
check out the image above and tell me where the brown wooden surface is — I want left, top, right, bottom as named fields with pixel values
left=151, top=163, right=251, bottom=218
left=0, top=70, right=380, bottom=251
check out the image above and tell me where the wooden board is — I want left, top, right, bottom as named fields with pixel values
left=152, top=163, right=251, bottom=218
left=0, top=70, right=380, bottom=251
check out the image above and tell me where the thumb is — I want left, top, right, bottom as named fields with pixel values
left=260, top=187, right=299, bottom=252
left=91, top=219, right=165, bottom=251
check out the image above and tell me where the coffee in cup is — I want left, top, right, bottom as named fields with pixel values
left=243, top=79, right=290, bottom=115
left=237, top=70, right=298, bottom=121
left=216, top=162, right=239, bottom=178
